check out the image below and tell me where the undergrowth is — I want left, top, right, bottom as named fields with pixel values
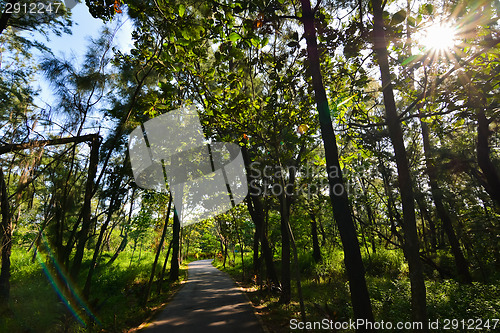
left=215, top=248, right=500, bottom=332
left=0, top=246, right=187, bottom=333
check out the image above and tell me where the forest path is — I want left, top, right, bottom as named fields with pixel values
left=140, top=259, right=264, bottom=333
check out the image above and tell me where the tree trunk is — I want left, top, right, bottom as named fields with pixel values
left=71, top=136, right=101, bottom=280
left=223, top=238, right=228, bottom=268
left=360, top=177, right=377, bottom=254
left=158, top=239, right=173, bottom=295
left=309, top=213, right=322, bottom=262
left=0, top=134, right=100, bottom=156
left=379, top=161, right=403, bottom=246
left=252, top=213, right=261, bottom=278
left=83, top=196, right=117, bottom=298
left=0, top=169, right=12, bottom=310
left=414, top=191, right=437, bottom=252
left=0, top=134, right=100, bottom=269
left=371, top=0, right=427, bottom=326
left=279, top=192, right=291, bottom=304
left=107, top=234, right=128, bottom=267
left=145, top=196, right=172, bottom=303
left=233, top=215, right=246, bottom=280
left=242, top=147, right=280, bottom=287
left=179, top=227, right=183, bottom=265
left=477, top=109, right=500, bottom=206
left=169, top=209, right=180, bottom=281
left=287, top=218, right=306, bottom=321
left=107, top=189, right=135, bottom=266
left=300, top=0, right=375, bottom=327
left=420, top=113, right=472, bottom=283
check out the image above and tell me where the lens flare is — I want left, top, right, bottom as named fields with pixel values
left=37, top=233, right=100, bottom=328
left=422, top=23, right=458, bottom=51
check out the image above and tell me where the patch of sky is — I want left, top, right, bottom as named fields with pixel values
left=29, top=2, right=133, bottom=137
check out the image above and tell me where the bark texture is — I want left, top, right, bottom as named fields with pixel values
left=300, top=0, right=375, bottom=327
left=371, top=0, right=428, bottom=326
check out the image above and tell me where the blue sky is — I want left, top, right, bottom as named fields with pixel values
left=32, top=2, right=133, bottom=135
left=44, top=3, right=133, bottom=59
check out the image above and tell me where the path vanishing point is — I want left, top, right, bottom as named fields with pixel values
left=141, top=259, right=264, bottom=333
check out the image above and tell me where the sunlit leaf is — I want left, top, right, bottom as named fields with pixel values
left=229, top=32, right=242, bottom=42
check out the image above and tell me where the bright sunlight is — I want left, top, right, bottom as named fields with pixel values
left=421, top=23, right=458, bottom=51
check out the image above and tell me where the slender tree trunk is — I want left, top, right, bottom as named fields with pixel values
left=300, top=0, right=375, bottom=327
left=250, top=196, right=279, bottom=286
left=158, top=239, right=173, bottom=295
left=64, top=214, right=83, bottom=268
left=415, top=191, right=437, bottom=252
left=71, top=136, right=101, bottom=280
left=252, top=212, right=261, bottom=278
left=107, top=234, right=128, bottom=266
left=420, top=112, right=472, bottom=283
left=0, top=169, right=12, bottom=310
left=0, top=134, right=100, bottom=156
left=129, top=239, right=137, bottom=269
left=279, top=192, right=291, bottom=304
left=477, top=109, right=500, bottom=206
left=287, top=219, right=306, bottom=321
left=309, top=213, right=322, bottom=262
left=0, top=134, right=100, bottom=268
left=356, top=202, right=371, bottom=259
left=179, top=227, right=183, bottom=265
left=169, top=209, right=180, bottom=281
left=380, top=162, right=402, bottom=246
left=185, top=237, right=190, bottom=261
left=223, top=239, right=228, bottom=268
left=360, top=177, right=377, bottom=254
left=138, top=239, right=143, bottom=263
left=317, top=214, right=327, bottom=246
left=145, top=196, right=172, bottom=303
left=371, top=0, right=427, bottom=326
left=242, top=147, right=280, bottom=287
left=83, top=196, right=117, bottom=298
left=107, top=189, right=135, bottom=266
left=233, top=216, right=246, bottom=280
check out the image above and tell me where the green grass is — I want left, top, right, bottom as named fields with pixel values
left=215, top=248, right=500, bottom=332
left=7, top=245, right=496, bottom=332
left=0, top=245, right=188, bottom=333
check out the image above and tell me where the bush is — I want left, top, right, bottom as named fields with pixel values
left=364, top=248, right=408, bottom=278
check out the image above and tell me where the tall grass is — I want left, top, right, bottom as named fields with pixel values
left=0, top=245, right=187, bottom=333
left=215, top=247, right=500, bottom=332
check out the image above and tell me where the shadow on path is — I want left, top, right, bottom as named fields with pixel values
left=141, top=259, right=264, bottom=333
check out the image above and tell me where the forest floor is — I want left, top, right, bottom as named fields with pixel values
left=138, top=259, right=264, bottom=333
left=0, top=248, right=189, bottom=332
left=214, top=251, right=500, bottom=333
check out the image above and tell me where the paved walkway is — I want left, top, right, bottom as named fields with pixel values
left=141, top=259, right=264, bottom=333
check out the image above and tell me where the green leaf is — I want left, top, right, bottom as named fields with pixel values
left=420, top=3, right=434, bottom=15
left=401, top=54, right=422, bottom=66
left=181, top=29, right=190, bottom=40
left=229, top=32, right=242, bottom=42
left=407, top=15, right=416, bottom=27
left=179, top=4, right=185, bottom=17
left=391, top=10, right=406, bottom=25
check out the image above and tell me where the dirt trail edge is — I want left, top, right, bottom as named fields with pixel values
left=140, top=259, right=264, bottom=333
